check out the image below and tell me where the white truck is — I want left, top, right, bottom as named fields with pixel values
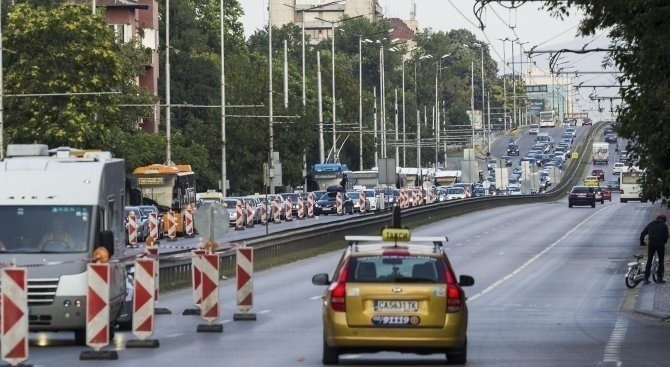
left=0, top=144, right=127, bottom=344
left=592, top=142, right=610, bottom=165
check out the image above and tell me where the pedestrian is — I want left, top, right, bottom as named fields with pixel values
left=640, top=213, right=669, bottom=284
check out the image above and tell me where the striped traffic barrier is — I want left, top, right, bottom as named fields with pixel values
left=148, top=211, right=160, bottom=244
left=307, top=192, right=315, bottom=218
left=284, top=197, right=293, bottom=222
left=145, top=244, right=170, bottom=315
left=418, top=189, right=424, bottom=206
left=166, top=210, right=177, bottom=241
left=400, top=189, right=407, bottom=208
left=126, top=258, right=159, bottom=348
left=260, top=200, right=268, bottom=225
left=465, top=187, right=471, bottom=198
left=128, top=210, right=138, bottom=247
left=79, top=263, right=118, bottom=360
left=235, top=200, right=245, bottom=231
left=197, top=252, right=223, bottom=332
left=1, top=267, right=28, bottom=366
left=183, top=248, right=206, bottom=316
left=184, top=205, right=195, bottom=238
left=336, top=192, right=343, bottom=215
left=297, top=196, right=305, bottom=220
left=428, top=187, right=436, bottom=204
left=233, top=247, right=256, bottom=321
left=245, top=202, right=255, bottom=228
left=358, top=190, right=366, bottom=214
left=273, top=196, right=281, bottom=223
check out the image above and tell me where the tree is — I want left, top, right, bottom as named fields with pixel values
left=3, top=4, right=156, bottom=149
left=534, top=0, right=670, bottom=205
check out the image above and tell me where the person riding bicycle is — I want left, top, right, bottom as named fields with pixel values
left=640, top=213, right=669, bottom=284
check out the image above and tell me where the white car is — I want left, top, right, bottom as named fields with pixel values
left=446, top=187, right=467, bottom=200
left=363, top=189, right=378, bottom=212
left=613, top=162, right=626, bottom=175
left=528, top=124, right=540, bottom=135
left=566, top=127, right=576, bottom=137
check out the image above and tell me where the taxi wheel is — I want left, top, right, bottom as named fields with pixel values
left=322, top=340, right=340, bottom=365
left=446, top=339, right=467, bottom=365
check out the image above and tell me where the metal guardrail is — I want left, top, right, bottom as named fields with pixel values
left=157, top=122, right=604, bottom=289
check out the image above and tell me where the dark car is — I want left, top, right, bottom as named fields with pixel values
left=582, top=118, right=593, bottom=126
left=314, top=191, right=354, bottom=215
left=591, top=169, right=605, bottom=181
left=137, top=205, right=164, bottom=239
left=507, top=144, right=520, bottom=156
left=605, top=133, right=618, bottom=143
left=568, top=186, right=596, bottom=208
left=501, top=155, right=513, bottom=167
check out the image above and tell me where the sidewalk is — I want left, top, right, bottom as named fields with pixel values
left=633, top=210, right=670, bottom=322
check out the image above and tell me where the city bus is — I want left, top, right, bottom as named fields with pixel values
left=619, top=167, right=646, bottom=203
left=127, top=163, right=197, bottom=235
left=307, top=163, right=352, bottom=191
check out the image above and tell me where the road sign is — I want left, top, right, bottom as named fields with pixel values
left=194, top=203, right=229, bottom=241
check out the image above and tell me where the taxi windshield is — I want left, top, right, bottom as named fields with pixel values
left=348, top=256, right=445, bottom=283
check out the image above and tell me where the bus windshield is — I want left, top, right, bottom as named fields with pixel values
left=0, top=206, right=92, bottom=253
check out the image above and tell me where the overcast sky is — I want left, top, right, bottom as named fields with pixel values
left=237, top=1, right=615, bottom=119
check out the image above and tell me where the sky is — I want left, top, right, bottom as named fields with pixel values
left=237, top=0, right=616, bottom=119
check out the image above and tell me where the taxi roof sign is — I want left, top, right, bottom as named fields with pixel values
left=381, top=228, right=411, bottom=242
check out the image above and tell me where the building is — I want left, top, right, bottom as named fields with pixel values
left=524, top=62, right=576, bottom=125
left=270, top=0, right=384, bottom=44
left=66, top=0, right=160, bottom=133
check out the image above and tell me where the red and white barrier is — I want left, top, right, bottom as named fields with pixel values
left=233, top=247, right=256, bottom=320
left=358, top=190, right=366, bottom=214
left=260, top=201, right=268, bottom=224
left=297, top=196, right=305, bottom=220
left=185, top=206, right=194, bottom=237
left=428, top=187, right=436, bottom=204
left=1, top=267, right=28, bottom=366
left=400, top=189, right=408, bottom=209
left=145, top=245, right=160, bottom=302
left=336, top=192, right=343, bottom=215
left=245, top=202, right=255, bottom=228
left=200, top=253, right=220, bottom=323
left=235, top=199, right=245, bottom=231
left=273, top=197, right=281, bottom=223
left=128, top=211, right=138, bottom=247
left=86, top=263, right=111, bottom=351
left=167, top=210, right=177, bottom=240
left=413, top=189, right=419, bottom=207
left=132, top=258, right=155, bottom=340
left=307, top=192, right=315, bottom=218
left=148, top=211, right=159, bottom=243
left=465, top=187, right=471, bottom=198
left=284, top=198, right=293, bottom=222
left=418, top=190, right=424, bottom=206
left=190, top=249, right=206, bottom=309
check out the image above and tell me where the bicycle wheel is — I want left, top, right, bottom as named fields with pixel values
left=652, top=255, right=660, bottom=283
left=626, top=267, right=641, bottom=288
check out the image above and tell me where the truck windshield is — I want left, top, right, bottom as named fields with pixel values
left=0, top=206, right=92, bottom=253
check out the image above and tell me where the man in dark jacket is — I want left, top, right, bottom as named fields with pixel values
left=640, top=213, right=669, bottom=284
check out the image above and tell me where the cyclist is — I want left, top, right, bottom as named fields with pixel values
left=640, top=213, right=669, bottom=284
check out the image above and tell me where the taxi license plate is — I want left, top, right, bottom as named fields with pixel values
left=374, top=300, right=418, bottom=312
left=371, top=315, right=420, bottom=326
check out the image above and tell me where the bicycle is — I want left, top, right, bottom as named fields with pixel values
left=625, top=251, right=659, bottom=288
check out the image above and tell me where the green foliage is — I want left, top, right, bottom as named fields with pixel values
left=3, top=4, right=155, bottom=149
left=544, top=0, right=670, bottom=205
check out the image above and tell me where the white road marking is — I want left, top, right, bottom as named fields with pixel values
left=469, top=206, right=608, bottom=302
left=309, top=295, right=322, bottom=300
left=259, top=309, right=272, bottom=314
left=601, top=317, right=628, bottom=366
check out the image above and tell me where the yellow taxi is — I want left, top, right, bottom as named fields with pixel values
left=583, top=175, right=600, bottom=187
left=312, top=225, right=475, bottom=365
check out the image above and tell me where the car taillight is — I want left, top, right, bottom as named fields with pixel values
left=329, top=264, right=349, bottom=312
left=446, top=284, right=462, bottom=313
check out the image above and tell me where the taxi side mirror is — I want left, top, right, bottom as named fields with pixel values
left=312, top=273, right=330, bottom=286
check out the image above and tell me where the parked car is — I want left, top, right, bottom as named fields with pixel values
left=347, top=191, right=371, bottom=213
left=314, top=191, right=354, bottom=215
left=591, top=169, right=605, bottom=181
left=137, top=205, right=164, bottom=239
left=568, top=186, right=596, bottom=208
left=507, top=144, right=520, bottom=156
left=124, top=206, right=150, bottom=244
